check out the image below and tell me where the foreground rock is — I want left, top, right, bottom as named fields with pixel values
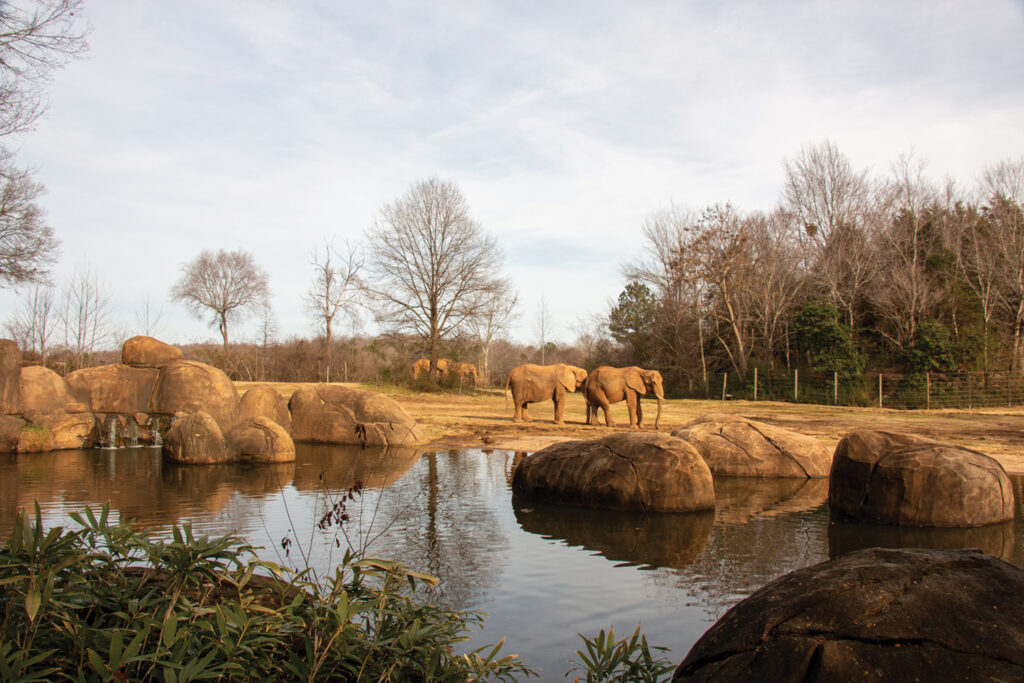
left=66, top=364, right=157, bottom=415
left=0, top=339, right=20, bottom=414
left=673, top=547, right=1024, bottom=682
left=238, top=385, right=291, bottom=432
left=829, top=430, right=1014, bottom=527
left=20, top=365, right=74, bottom=414
left=672, top=414, right=832, bottom=478
left=512, top=432, right=715, bottom=512
left=226, top=417, right=295, bottom=463
left=288, top=385, right=422, bottom=447
left=162, top=411, right=229, bottom=464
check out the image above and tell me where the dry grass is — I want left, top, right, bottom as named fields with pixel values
left=235, top=381, right=1024, bottom=475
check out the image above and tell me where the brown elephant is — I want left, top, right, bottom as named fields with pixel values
left=505, top=363, right=588, bottom=424
left=583, top=366, right=664, bottom=429
left=412, top=358, right=450, bottom=380
left=448, top=361, right=478, bottom=387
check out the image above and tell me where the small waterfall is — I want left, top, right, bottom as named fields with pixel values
left=101, top=415, right=119, bottom=449
left=147, top=415, right=164, bottom=448
left=127, top=420, right=139, bottom=448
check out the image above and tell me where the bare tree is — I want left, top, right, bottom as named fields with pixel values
left=305, top=238, right=362, bottom=382
left=134, top=295, right=164, bottom=337
left=464, top=284, right=517, bottom=385
left=170, top=249, right=270, bottom=353
left=365, top=178, right=507, bottom=374
left=534, top=296, right=554, bottom=364
left=982, top=158, right=1024, bottom=371
left=0, top=158, right=58, bottom=287
left=5, top=281, right=55, bottom=362
left=60, top=263, right=112, bottom=369
left=783, top=140, right=876, bottom=326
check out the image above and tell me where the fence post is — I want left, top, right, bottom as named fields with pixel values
left=754, top=367, right=758, bottom=401
left=878, top=374, right=883, bottom=408
left=344, top=361, right=348, bottom=382
left=794, top=369, right=799, bottom=402
left=721, top=373, right=727, bottom=401
left=968, top=372, right=973, bottom=410
left=926, top=372, right=930, bottom=410
left=833, top=371, right=838, bottom=405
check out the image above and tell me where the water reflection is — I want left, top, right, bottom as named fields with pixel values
left=513, top=499, right=714, bottom=569
left=829, top=519, right=1016, bottom=561
left=1, top=447, right=1021, bottom=678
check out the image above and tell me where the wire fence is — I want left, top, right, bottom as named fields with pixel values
left=678, top=369, right=1024, bottom=410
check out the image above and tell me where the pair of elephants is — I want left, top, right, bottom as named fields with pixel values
left=504, top=363, right=664, bottom=429
left=412, top=358, right=478, bottom=387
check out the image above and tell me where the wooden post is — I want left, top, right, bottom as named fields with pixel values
left=878, top=374, right=883, bottom=408
left=344, top=361, right=348, bottom=382
left=926, top=372, right=931, bottom=410
left=721, top=373, right=727, bottom=401
left=794, top=369, right=799, bottom=402
left=833, top=371, right=838, bottom=405
left=754, top=367, right=758, bottom=401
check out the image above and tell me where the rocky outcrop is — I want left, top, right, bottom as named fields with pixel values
left=20, top=365, right=73, bottom=414
left=66, top=364, right=157, bottom=415
left=288, top=385, right=422, bottom=447
left=0, top=414, right=25, bottom=451
left=672, top=414, right=832, bottom=478
left=22, top=411, right=96, bottom=450
left=121, top=335, right=183, bottom=368
left=162, top=411, right=230, bottom=464
left=673, top=547, right=1024, bottom=682
left=238, top=385, right=291, bottom=432
left=829, top=430, right=1014, bottom=527
left=226, top=417, right=295, bottom=463
left=150, top=361, right=239, bottom=431
left=0, top=339, right=20, bottom=414
left=511, top=432, right=715, bottom=512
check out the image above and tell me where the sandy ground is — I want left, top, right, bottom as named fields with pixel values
left=236, top=382, right=1024, bottom=475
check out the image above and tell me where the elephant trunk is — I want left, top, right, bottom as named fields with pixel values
left=654, top=394, right=663, bottom=430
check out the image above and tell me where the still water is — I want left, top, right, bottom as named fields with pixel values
left=2, top=445, right=1022, bottom=678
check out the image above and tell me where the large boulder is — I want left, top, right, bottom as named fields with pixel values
left=672, top=414, right=832, bottom=478
left=121, top=336, right=183, bottom=368
left=66, top=364, right=158, bottom=415
left=19, top=365, right=72, bottom=414
left=0, top=414, right=26, bottom=451
left=673, top=548, right=1024, bottom=682
left=829, top=430, right=1014, bottom=527
left=162, top=410, right=230, bottom=464
left=150, top=361, right=239, bottom=431
left=288, top=385, right=423, bottom=446
left=226, top=417, right=295, bottom=463
left=511, top=432, right=715, bottom=512
left=0, top=339, right=20, bottom=414
left=238, top=385, right=291, bottom=432
left=23, top=411, right=96, bottom=450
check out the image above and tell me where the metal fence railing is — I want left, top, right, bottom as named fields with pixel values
left=679, top=369, right=1024, bottom=410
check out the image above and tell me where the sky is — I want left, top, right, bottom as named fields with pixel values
left=3, top=0, right=1024, bottom=348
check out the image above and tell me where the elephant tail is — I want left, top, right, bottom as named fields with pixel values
left=504, top=374, right=511, bottom=409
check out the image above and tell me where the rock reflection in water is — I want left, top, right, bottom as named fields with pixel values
left=713, top=477, right=829, bottom=524
left=829, top=519, right=1016, bottom=561
left=512, top=497, right=714, bottom=570
left=292, top=443, right=422, bottom=492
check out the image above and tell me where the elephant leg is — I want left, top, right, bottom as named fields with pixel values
left=521, top=402, right=532, bottom=422
left=594, top=390, right=614, bottom=427
left=553, top=390, right=565, bottom=424
left=636, top=399, right=644, bottom=428
left=626, top=391, right=639, bottom=428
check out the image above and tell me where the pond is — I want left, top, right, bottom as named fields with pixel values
left=1, top=445, right=1022, bottom=678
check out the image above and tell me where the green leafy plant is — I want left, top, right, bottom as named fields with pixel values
left=0, top=503, right=534, bottom=681
left=567, top=624, right=675, bottom=683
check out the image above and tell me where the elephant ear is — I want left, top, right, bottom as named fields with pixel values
left=557, top=366, right=578, bottom=391
left=625, top=368, right=647, bottom=395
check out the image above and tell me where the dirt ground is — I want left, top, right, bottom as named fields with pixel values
left=236, top=382, right=1024, bottom=475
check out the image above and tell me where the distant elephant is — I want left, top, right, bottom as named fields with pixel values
left=583, top=366, right=664, bottom=429
left=412, top=358, right=450, bottom=380
left=448, top=361, right=478, bottom=387
left=505, top=363, right=588, bottom=424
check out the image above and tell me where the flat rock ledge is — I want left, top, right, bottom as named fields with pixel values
left=672, top=414, right=832, bottom=478
left=511, top=432, right=714, bottom=512
left=829, top=429, right=1014, bottom=527
left=673, top=547, right=1024, bottom=682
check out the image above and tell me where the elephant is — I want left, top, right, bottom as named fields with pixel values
left=412, top=358, right=450, bottom=380
left=505, top=363, right=588, bottom=424
left=583, top=366, right=664, bottom=429
left=448, top=361, right=478, bottom=387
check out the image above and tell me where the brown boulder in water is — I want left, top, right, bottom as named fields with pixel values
left=288, top=385, right=422, bottom=447
left=150, top=361, right=239, bottom=431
